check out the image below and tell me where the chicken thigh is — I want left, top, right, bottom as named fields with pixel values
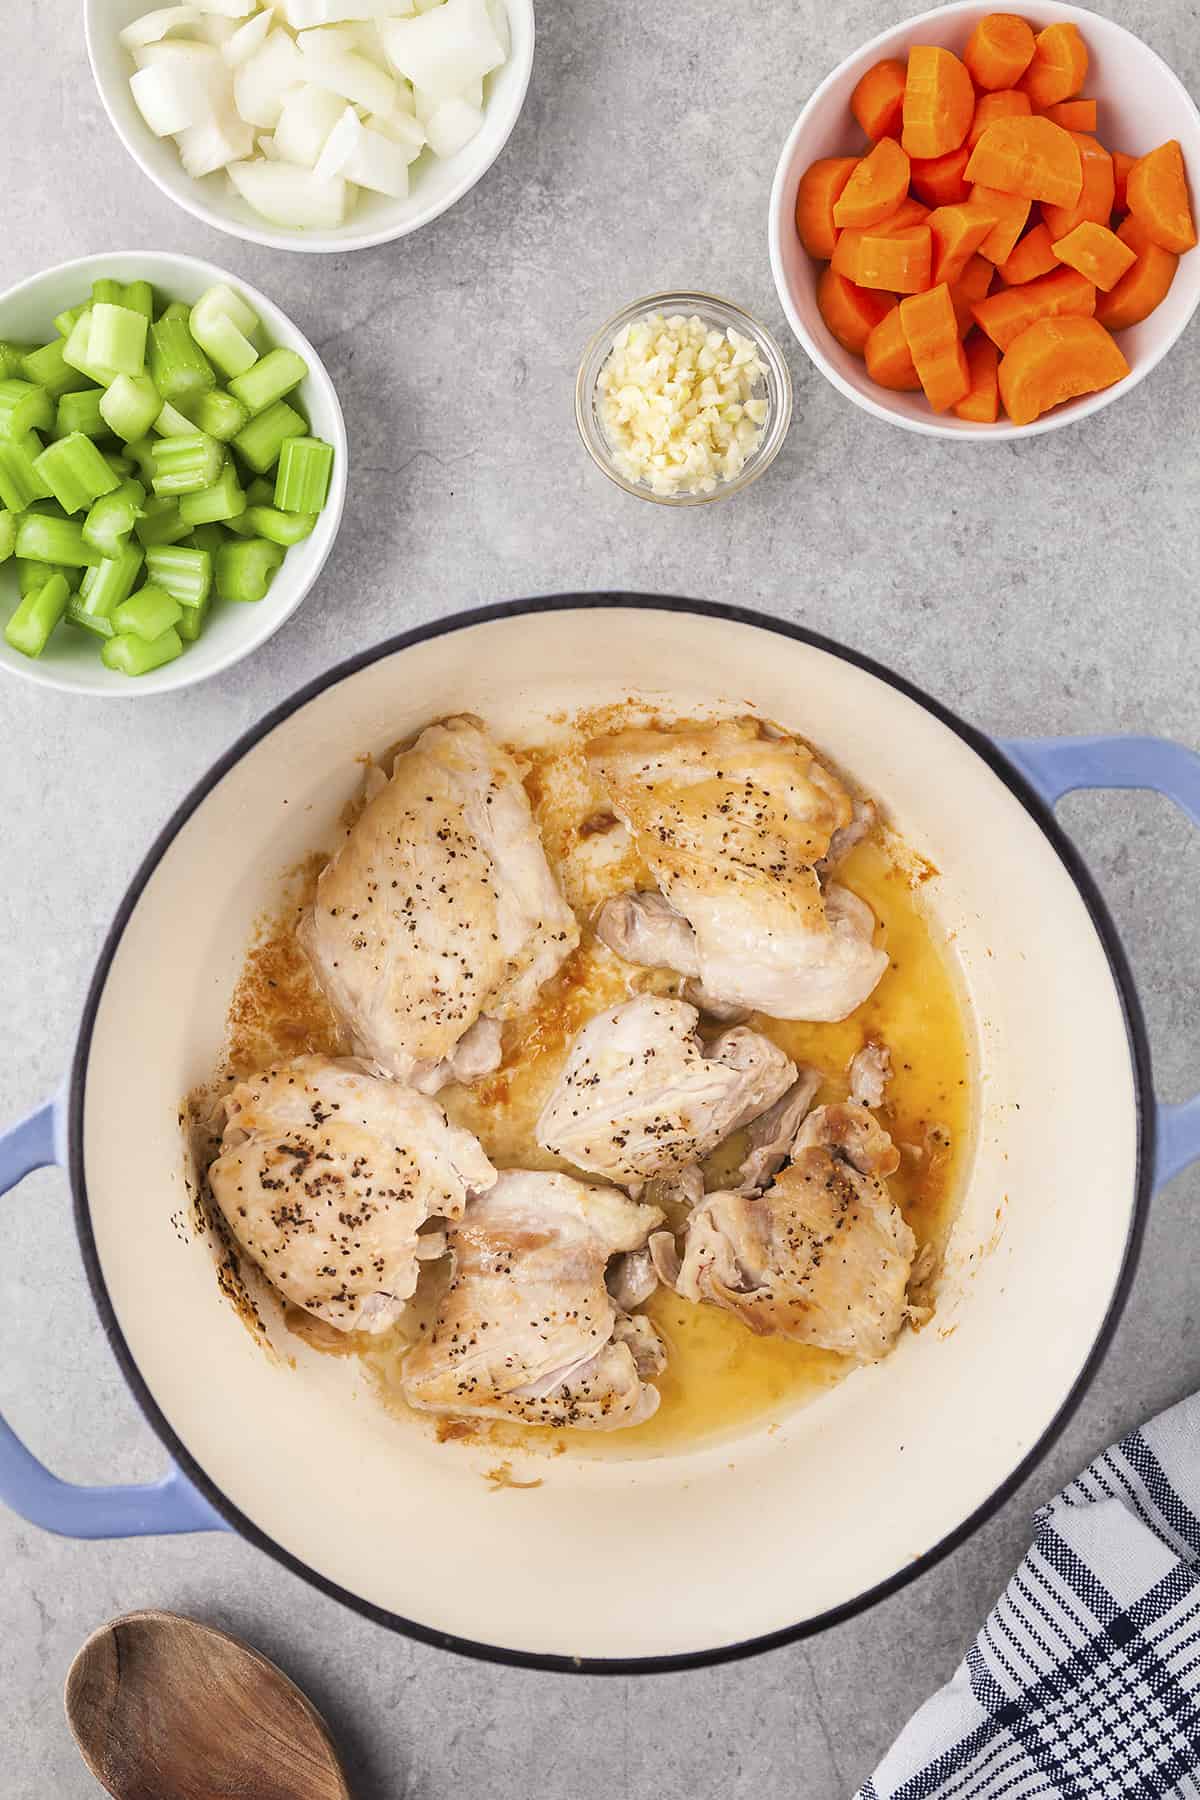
left=299, top=716, right=579, bottom=1091
left=672, top=1100, right=916, bottom=1362
left=536, top=994, right=796, bottom=1187
left=588, top=718, right=887, bottom=1022
left=208, top=1055, right=497, bottom=1334
left=402, top=1171, right=666, bottom=1429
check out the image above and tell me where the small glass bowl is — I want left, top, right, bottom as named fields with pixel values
left=575, top=290, right=794, bottom=507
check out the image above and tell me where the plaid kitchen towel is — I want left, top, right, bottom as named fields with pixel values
left=857, top=1391, right=1200, bottom=1800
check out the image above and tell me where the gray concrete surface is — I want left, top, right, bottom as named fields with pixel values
left=2, top=0, right=1199, bottom=1793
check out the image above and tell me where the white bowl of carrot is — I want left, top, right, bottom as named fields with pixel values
left=768, top=0, right=1200, bottom=437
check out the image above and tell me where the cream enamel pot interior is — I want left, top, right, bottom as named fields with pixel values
left=3, top=597, right=1200, bottom=1673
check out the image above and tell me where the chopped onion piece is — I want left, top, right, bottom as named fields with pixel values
left=297, top=39, right=397, bottom=112
left=295, top=24, right=360, bottom=56
left=191, top=0, right=257, bottom=15
left=379, top=0, right=504, bottom=98
left=223, top=9, right=273, bottom=65
left=281, top=0, right=410, bottom=23
left=257, top=131, right=280, bottom=157
left=119, top=7, right=203, bottom=51
left=364, top=108, right=425, bottom=157
left=312, top=104, right=362, bottom=180
left=228, top=158, right=349, bottom=227
left=485, top=0, right=509, bottom=58
left=424, top=94, right=482, bottom=157
left=130, top=58, right=215, bottom=134
left=273, top=82, right=346, bottom=165
left=188, top=13, right=239, bottom=45
left=176, top=112, right=256, bottom=175
left=233, top=28, right=304, bottom=127
left=345, top=125, right=411, bottom=197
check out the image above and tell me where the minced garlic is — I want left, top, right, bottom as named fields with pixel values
left=596, top=311, right=770, bottom=497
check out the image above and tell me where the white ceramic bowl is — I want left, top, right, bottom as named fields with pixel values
left=768, top=0, right=1200, bottom=439
left=0, top=251, right=347, bottom=698
left=85, top=1, right=535, bottom=254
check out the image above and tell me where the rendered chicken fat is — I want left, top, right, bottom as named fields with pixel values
left=596, top=312, right=769, bottom=496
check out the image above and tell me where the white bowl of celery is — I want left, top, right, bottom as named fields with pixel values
left=0, top=252, right=346, bottom=695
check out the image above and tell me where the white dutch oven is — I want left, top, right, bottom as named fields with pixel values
left=3, top=597, right=1199, bottom=1672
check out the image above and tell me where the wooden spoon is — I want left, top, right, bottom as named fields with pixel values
left=65, top=1610, right=351, bottom=1800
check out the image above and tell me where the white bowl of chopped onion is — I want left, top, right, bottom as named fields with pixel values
left=576, top=293, right=793, bottom=505
left=85, top=0, right=535, bottom=253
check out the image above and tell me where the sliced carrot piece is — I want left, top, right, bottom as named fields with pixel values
left=796, top=157, right=859, bottom=259
left=1052, top=221, right=1137, bottom=292
left=927, top=203, right=996, bottom=285
left=1096, top=238, right=1179, bottom=330
left=1127, top=140, right=1198, bottom=253
left=817, top=266, right=899, bottom=355
left=998, top=221, right=1059, bottom=284
left=954, top=334, right=1001, bottom=421
left=851, top=58, right=908, bottom=141
left=967, top=186, right=1031, bottom=263
left=902, top=46, right=975, bottom=159
left=832, top=224, right=932, bottom=293
left=910, top=144, right=972, bottom=207
left=998, top=315, right=1128, bottom=423
left=1116, top=213, right=1157, bottom=256
left=965, top=116, right=1083, bottom=207
left=876, top=197, right=931, bottom=234
left=1042, top=133, right=1114, bottom=238
left=964, top=14, right=1036, bottom=91
left=899, top=282, right=970, bottom=410
left=1039, top=98, right=1097, bottom=132
left=950, top=254, right=994, bottom=336
left=1018, top=23, right=1088, bottom=110
left=973, top=265, right=1096, bottom=349
left=1112, top=151, right=1136, bottom=214
left=865, top=307, right=922, bottom=389
left=969, top=89, right=1032, bottom=149
left=833, top=138, right=912, bottom=228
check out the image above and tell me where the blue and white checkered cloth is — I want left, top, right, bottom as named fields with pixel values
left=857, top=1392, right=1200, bottom=1800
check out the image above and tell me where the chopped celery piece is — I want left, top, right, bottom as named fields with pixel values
left=66, top=593, right=116, bottom=639
left=102, top=624, right=184, bottom=675
left=151, top=432, right=223, bottom=496
left=233, top=401, right=306, bottom=475
left=21, top=338, right=91, bottom=400
left=113, top=583, right=183, bottom=640
left=192, top=284, right=259, bottom=340
left=122, top=281, right=156, bottom=323
left=187, top=522, right=227, bottom=558
left=158, top=301, right=191, bottom=325
left=79, top=541, right=145, bottom=617
left=176, top=591, right=210, bottom=641
left=88, top=304, right=148, bottom=379
left=178, top=460, right=246, bottom=526
left=245, top=476, right=274, bottom=507
left=145, top=543, right=211, bottom=606
left=229, top=349, right=307, bottom=416
left=83, top=481, right=146, bottom=559
left=154, top=400, right=197, bottom=438
left=34, top=432, right=120, bottom=515
left=0, top=341, right=35, bottom=379
left=101, top=373, right=161, bottom=443
left=5, top=571, right=69, bottom=657
left=54, top=304, right=88, bottom=339
left=135, top=495, right=191, bottom=547
left=63, top=311, right=118, bottom=387
left=243, top=504, right=315, bottom=547
left=17, top=558, right=54, bottom=595
left=0, top=379, right=54, bottom=439
left=188, top=388, right=249, bottom=442
left=0, top=510, right=16, bottom=562
left=105, top=452, right=136, bottom=479
left=148, top=318, right=215, bottom=409
left=274, top=435, right=333, bottom=513
left=215, top=536, right=284, bottom=602
left=190, top=309, right=257, bottom=379
left=125, top=437, right=158, bottom=483
left=15, top=512, right=100, bottom=567
left=56, top=388, right=107, bottom=441
left=92, top=279, right=124, bottom=307
left=0, top=438, right=52, bottom=511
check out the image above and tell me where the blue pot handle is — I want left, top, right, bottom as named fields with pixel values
left=999, top=734, right=1200, bottom=1191
left=0, top=1097, right=227, bottom=1537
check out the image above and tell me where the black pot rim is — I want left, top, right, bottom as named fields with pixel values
left=68, top=592, right=1154, bottom=1676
